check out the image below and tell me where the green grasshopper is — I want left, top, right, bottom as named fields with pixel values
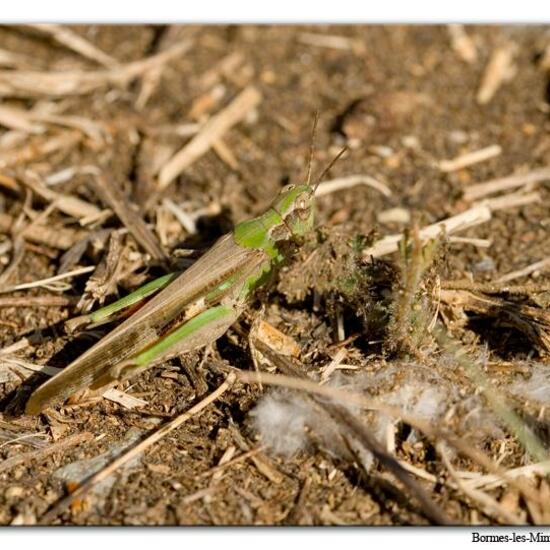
left=26, top=145, right=345, bottom=415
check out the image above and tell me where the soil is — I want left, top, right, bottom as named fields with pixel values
left=0, top=24, right=549, bottom=526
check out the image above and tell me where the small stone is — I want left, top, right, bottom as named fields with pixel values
left=369, top=145, right=394, bottom=158
left=146, top=463, right=171, bottom=475
left=260, top=70, right=276, bottom=84
left=10, top=512, right=36, bottom=526
left=377, top=207, right=411, bottom=225
left=402, top=135, right=420, bottom=149
left=472, top=257, right=495, bottom=273
left=449, top=130, right=469, bottom=144
left=5, top=486, right=24, bottom=499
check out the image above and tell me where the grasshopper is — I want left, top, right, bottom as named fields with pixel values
left=26, top=144, right=345, bottom=415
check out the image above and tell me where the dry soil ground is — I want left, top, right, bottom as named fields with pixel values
left=0, top=24, right=549, bottom=526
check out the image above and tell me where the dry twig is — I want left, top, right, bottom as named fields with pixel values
left=0, top=212, right=86, bottom=250
left=477, top=42, right=517, bottom=105
left=0, top=132, right=81, bottom=170
left=298, top=33, right=357, bottom=51
left=463, top=167, right=550, bottom=201
left=158, top=86, right=262, bottom=189
left=199, top=52, right=245, bottom=90
left=0, top=48, right=35, bottom=70
left=441, top=279, right=550, bottom=295
left=0, top=432, right=93, bottom=474
left=198, top=446, right=265, bottom=479
left=463, top=461, right=550, bottom=492
left=363, top=205, right=492, bottom=258
left=0, top=105, right=44, bottom=133
left=0, top=295, right=78, bottom=308
left=0, top=265, right=94, bottom=294
left=0, top=40, right=192, bottom=98
left=18, top=171, right=101, bottom=221
left=26, top=24, right=119, bottom=68
left=447, top=25, right=478, bottom=64
left=478, top=191, right=540, bottom=212
left=438, top=145, right=502, bottom=173
left=315, top=174, right=391, bottom=198
left=496, top=257, right=550, bottom=284
left=439, top=443, right=524, bottom=524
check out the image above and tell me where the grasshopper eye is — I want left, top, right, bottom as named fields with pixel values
left=281, top=184, right=295, bottom=193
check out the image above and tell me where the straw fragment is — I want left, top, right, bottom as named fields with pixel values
left=26, top=24, right=119, bottom=68
left=0, top=39, right=192, bottom=98
left=477, top=43, right=517, bottom=105
left=447, top=24, right=478, bottom=64
left=438, top=145, right=502, bottom=173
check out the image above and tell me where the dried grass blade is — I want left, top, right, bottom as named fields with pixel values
left=496, top=257, right=550, bottom=284
left=90, top=174, right=166, bottom=262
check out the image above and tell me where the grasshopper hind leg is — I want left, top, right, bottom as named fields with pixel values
left=66, top=272, right=179, bottom=333
left=105, top=303, right=241, bottom=385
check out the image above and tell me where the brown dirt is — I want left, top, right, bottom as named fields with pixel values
left=0, top=24, right=550, bottom=526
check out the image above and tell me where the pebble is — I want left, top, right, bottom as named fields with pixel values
left=472, top=256, right=496, bottom=273
left=5, top=486, right=24, bottom=499
left=377, top=207, right=411, bottom=225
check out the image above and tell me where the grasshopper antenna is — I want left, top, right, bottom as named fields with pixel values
left=313, top=146, right=348, bottom=193
left=306, top=110, right=319, bottom=187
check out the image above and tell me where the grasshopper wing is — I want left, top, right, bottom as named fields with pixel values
left=26, top=234, right=267, bottom=414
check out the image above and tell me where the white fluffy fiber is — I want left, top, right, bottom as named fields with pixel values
left=250, top=391, right=315, bottom=456
left=509, top=363, right=550, bottom=404
left=374, top=381, right=448, bottom=443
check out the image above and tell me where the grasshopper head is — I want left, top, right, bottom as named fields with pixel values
left=270, top=183, right=315, bottom=240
